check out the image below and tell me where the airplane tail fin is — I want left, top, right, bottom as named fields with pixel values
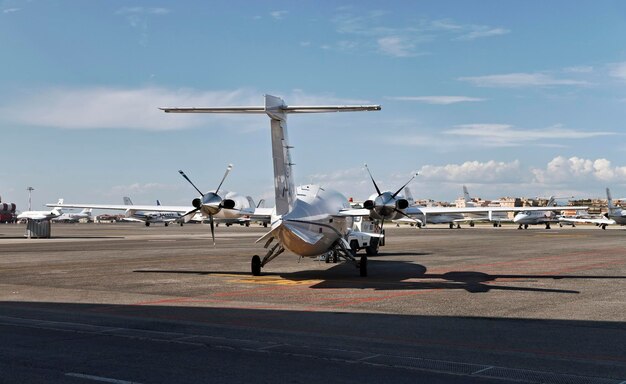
left=156, top=200, right=161, bottom=206
left=403, top=187, right=414, bottom=204
left=547, top=196, right=556, bottom=206
left=256, top=198, right=265, bottom=208
left=80, top=208, right=92, bottom=215
left=463, top=185, right=471, bottom=203
left=246, top=196, right=255, bottom=209
left=52, top=198, right=64, bottom=214
left=123, top=197, right=133, bottom=206
left=606, top=188, right=617, bottom=213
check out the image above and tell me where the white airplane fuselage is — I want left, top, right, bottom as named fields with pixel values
left=513, top=210, right=553, bottom=225
left=271, top=185, right=352, bottom=257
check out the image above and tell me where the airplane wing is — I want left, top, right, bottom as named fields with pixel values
left=46, top=203, right=191, bottom=213
left=336, top=208, right=372, bottom=217
left=405, top=205, right=589, bottom=215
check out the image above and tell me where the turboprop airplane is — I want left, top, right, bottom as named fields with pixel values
left=161, top=94, right=381, bottom=276
left=47, top=165, right=271, bottom=243
left=18, top=199, right=64, bottom=221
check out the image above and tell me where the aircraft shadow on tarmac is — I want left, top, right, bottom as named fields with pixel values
left=134, top=258, right=626, bottom=294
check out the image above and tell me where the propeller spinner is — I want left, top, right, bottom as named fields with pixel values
left=362, top=163, right=416, bottom=222
left=179, top=164, right=236, bottom=245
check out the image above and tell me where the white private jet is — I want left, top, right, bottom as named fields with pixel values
left=513, top=196, right=583, bottom=229
left=18, top=199, right=64, bottom=221
left=119, top=197, right=183, bottom=227
left=457, top=186, right=510, bottom=228
left=52, top=208, right=92, bottom=223
left=161, top=95, right=381, bottom=276
left=559, top=188, right=623, bottom=229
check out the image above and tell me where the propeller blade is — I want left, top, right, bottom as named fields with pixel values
left=209, top=214, right=216, bottom=246
left=179, top=170, right=204, bottom=196
left=182, top=207, right=200, bottom=218
left=392, top=173, right=418, bottom=198
left=214, top=164, right=233, bottom=195
left=364, top=163, right=382, bottom=196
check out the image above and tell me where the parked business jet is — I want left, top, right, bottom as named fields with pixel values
left=559, top=188, right=624, bottom=229
left=18, top=199, right=64, bottom=221
left=161, top=95, right=381, bottom=276
left=457, top=186, right=510, bottom=227
left=513, top=197, right=579, bottom=229
left=120, top=197, right=182, bottom=227
left=52, top=208, right=92, bottom=223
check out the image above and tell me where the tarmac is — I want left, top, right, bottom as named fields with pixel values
left=0, top=222, right=624, bottom=383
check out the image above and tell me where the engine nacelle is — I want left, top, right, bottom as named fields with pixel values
left=221, top=199, right=236, bottom=210
left=363, top=200, right=375, bottom=210
left=192, top=198, right=202, bottom=209
left=396, top=199, right=409, bottom=210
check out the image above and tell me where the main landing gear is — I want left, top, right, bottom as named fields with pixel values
left=251, top=238, right=366, bottom=277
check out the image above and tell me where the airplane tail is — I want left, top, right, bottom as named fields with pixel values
left=80, top=208, right=92, bottom=215
left=403, top=187, right=414, bottom=205
left=256, top=198, right=265, bottom=208
left=161, top=94, right=379, bottom=217
left=156, top=200, right=161, bottom=206
left=123, top=197, right=133, bottom=206
left=606, top=187, right=618, bottom=213
left=546, top=196, right=556, bottom=207
left=463, top=185, right=471, bottom=203
left=246, top=196, right=255, bottom=209
left=52, top=198, right=64, bottom=214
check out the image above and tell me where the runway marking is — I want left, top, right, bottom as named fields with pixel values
left=471, top=366, right=494, bottom=375
left=65, top=373, right=142, bottom=384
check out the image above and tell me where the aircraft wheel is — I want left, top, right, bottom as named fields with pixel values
left=251, top=255, right=261, bottom=276
left=332, top=251, right=339, bottom=263
left=359, top=255, right=367, bottom=277
left=546, top=224, right=551, bottom=229
left=245, top=222, right=250, bottom=227
left=263, top=222, right=268, bottom=228
left=470, top=222, right=475, bottom=227
left=350, top=240, right=359, bottom=254
left=449, top=223, right=454, bottom=229
left=524, top=224, right=528, bottom=229
left=324, top=253, right=331, bottom=263
left=180, top=222, right=184, bottom=227
left=602, top=224, right=607, bottom=230
left=145, top=222, right=150, bottom=227
left=165, top=222, right=169, bottom=227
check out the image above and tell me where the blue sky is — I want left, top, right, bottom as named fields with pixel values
left=2, top=0, right=626, bottom=210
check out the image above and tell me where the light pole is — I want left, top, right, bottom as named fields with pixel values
left=27, top=186, right=34, bottom=211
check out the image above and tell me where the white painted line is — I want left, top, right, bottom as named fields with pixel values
left=65, top=373, right=142, bottom=384
left=357, top=354, right=380, bottom=361
left=471, top=366, right=494, bottom=375
left=257, top=343, right=284, bottom=350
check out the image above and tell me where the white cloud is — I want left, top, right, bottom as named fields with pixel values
left=377, top=36, right=416, bottom=57
left=564, top=66, right=594, bottom=73
left=444, top=123, right=615, bottom=147
left=331, top=13, right=507, bottom=58
left=531, top=156, right=626, bottom=184
left=386, top=96, right=486, bottom=104
left=2, top=7, right=19, bottom=13
left=455, top=26, right=510, bottom=41
left=105, top=182, right=180, bottom=199
left=116, top=7, right=170, bottom=15
left=0, top=87, right=374, bottom=131
left=418, top=160, right=522, bottom=183
left=458, top=72, right=588, bottom=88
left=270, top=10, right=288, bottom=20
left=609, top=62, right=626, bottom=81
